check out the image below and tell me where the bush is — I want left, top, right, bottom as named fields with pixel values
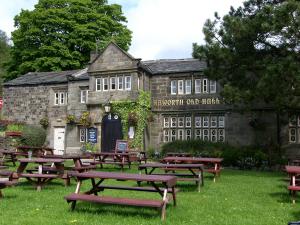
left=161, top=140, right=282, bottom=170
left=21, top=125, right=47, bottom=147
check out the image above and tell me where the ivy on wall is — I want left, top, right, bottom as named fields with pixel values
left=111, top=91, right=151, bottom=149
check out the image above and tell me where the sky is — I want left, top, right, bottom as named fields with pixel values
left=0, top=0, right=245, bottom=60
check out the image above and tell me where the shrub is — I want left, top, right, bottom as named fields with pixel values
left=6, top=123, right=24, bottom=132
left=39, top=117, right=49, bottom=129
left=21, top=125, right=47, bottom=147
left=161, top=140, right=283, bottom=170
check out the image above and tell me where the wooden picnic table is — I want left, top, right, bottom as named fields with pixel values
left=139, top=163, right=204, bottom=192
left=0, top=149, right=18, bottom=166
left=64, top=171, right=177, bottom=220
left=285, top=165, right=300, bottom=203
left=91, top=152, right=131, bottom=170
left=15, top=158, right=67, bottom=191
left=166, top=152, right=193, bottom=157
left=162, top=156, right=223, bottom=182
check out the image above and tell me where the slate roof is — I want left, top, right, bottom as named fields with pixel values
left=4, top=69, right=88, bottom=86
left=140, top=58, right=206, bottom=75
left=4, top=58, right=206, bottom=86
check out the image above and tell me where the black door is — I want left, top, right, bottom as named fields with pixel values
left=101, top=113, right=123, bottom=152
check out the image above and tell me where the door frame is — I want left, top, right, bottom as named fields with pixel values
left=53, top=127, right=66, bottom=155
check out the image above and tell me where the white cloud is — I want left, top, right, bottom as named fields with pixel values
left=0, top=0, right=38, bottom=37
left=1, top=0, right=244, bottom=60
left=120, top=0, right=244, bottom=60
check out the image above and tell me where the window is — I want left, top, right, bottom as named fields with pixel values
left=178, top=117, right=184, bottom=127
left=210, top=80, right=216, bottom=93
left=163, top=114, right=226, bottom=143
left=178, top=80, right=184, bottom=95
left=79, top=128, right=87, bottom=143
left=203, top=79, right=208, bottom=93
left=195, top=116, right=202, bottom=128
left=54, top=91, right=67, bottom=105
left=164, top=117, right=169, bottom=128
left=125, top=76, right=131, bottom=90
left=103, top=77, right=109, bottom=91
left=195, top=79, right=201, bottom=94
left=118, top=76, right=123, bottom=90
left=289, top=114, right=300, bottom=143
left=96, top=78, right=102, bottom=91
left=54, top=93, right=59, bottom=105
left=178, top=129, right=184, bottom=140
left=185, top=80, right=191, bottom=94
left=110, top=77, right=116, bottom=90
left=171, top=80, right=177, bottom=95
left=80, top=90, right=88, bottom=103
left=163, top=130, right=169, bottom=142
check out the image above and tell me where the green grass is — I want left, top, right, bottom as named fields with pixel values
left=0, top=165, right=299, bottom=225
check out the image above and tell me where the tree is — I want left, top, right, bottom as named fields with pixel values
left=193, top=0, right=300, bottom=112
left=5, top=0, right=132, bottom=80
left=0, top=30, right=11, bottom=93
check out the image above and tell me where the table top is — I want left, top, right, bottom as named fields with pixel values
left=92, top=152, right=130, bottom=156
left=0, top=149, right=16, bottom=154
left=163, top=157, right=223, bottom=163
left=73, top=171, right=177, bottom=187
left=139, top=163, right=204, bottom=169
left=166, top=152, right=193, bottom=157
left=285, top=165, right=300, bottom=173
left=42, top=154, right=92, bottom=159
left=18, top=158, right=64, bottom=163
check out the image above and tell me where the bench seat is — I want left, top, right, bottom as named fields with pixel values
left=96, top=185, right=178, bottom=193
left=0, top=180, right=17, bottom=198
left=20, top=173, right=58, bottom=179
left=288, top=185, right=300, bottom=203
left=65, top=193, right=164, bottom=208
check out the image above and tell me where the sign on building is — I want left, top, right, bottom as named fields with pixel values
left=87, top=127, right=97, bottom=143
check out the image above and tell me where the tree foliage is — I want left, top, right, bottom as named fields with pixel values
left=0, top=30, right=11, bottom=94
left=193, top=0, right=300, bottom=111
left=5, top=0, right=132, bottom=80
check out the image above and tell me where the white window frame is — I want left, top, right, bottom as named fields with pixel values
left=59, top=92, right=65, bottom=105
left=110, top=77, right=116, bottom=90
left=96, top=78, right=102, bottom=91
left=103, top=77, right=109, bottom=91
left=195, top=116, right=202, bottom=128
left=178, top=80, right=184, bottom=95
left=185, top=116, right=192, bottom=128
left=195, top=79, right=201, bottom=94
left=79, top=128, right=87, bottom=143
left=171, top=117, right=177, bottom=128
left=195, top=129, right=201, bottom=139
left=125, top=76, right=131, bottom=90
left=210, top=80, right=217, bottom=93
left=203, top=78, right=208, bottom=93
left=219, top=116, right=225, bottom=128
left=54, top=93, right=59, bottom=105
left=163, top=117, right=169, bottom=128
left=163, top=130, right=169, bottom=142
left=171, top=80, right=177, bottom=95
left=203, top=116, right=209, bottom=128
left=210, top=116, right=218, bottom=128
left=203, top=129, right=209, bottom=141
left=211, top=129, right=218, bottom=142
left=171, top=129, right=177, bottom=141
left=118, top=76, right=123, bottom=90
left=185, top=80, right=191, bottom=94
left=178, top=117, right=184, bottom=128
left=218, top=129, right=225, bottom=142
left=80, top=90, right=88, bottom=103
left=178, top=129, right=184, bottom=140
left=185, top=129, right=192, bottom=140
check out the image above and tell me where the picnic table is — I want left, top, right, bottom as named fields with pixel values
left=15, top=158, right=67, bottom=191
left=91, top=152, right=131, bottom=170
left=0, top=149, right=18, bottom=166
left=64, top=171, right=177, bottom=220
left=139, top=163, right=204, bottom=192
left=0, top=169, right=16, bottom=198
left=166, top=152, right=193, bottom=157
left=162, top=156, right=223, bottom=182
left=285, top=165, right=300, bottom=203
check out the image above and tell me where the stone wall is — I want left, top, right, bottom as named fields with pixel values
left=3, top=85, right=50, bottom=124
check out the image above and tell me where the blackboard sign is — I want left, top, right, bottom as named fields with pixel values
left=88, top=127, right=97, bottom=143
left=116, top=140, right=128, bottom=153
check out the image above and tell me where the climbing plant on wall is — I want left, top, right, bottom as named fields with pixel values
left=111, top=91, right=151, bottom=149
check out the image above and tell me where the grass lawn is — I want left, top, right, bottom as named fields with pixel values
left=0, top=165, right=300, bottom=225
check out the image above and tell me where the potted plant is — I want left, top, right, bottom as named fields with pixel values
left=39, top=117, right=49, bottom=129
left=79, top=112, right=91, bottom=127
left=66, top=114, right=76, bottom=124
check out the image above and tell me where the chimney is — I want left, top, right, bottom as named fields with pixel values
left=89, top=51, right=99, bottom=63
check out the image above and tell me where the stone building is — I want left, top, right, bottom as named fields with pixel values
left=2, top=42, right=296, bottom=155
